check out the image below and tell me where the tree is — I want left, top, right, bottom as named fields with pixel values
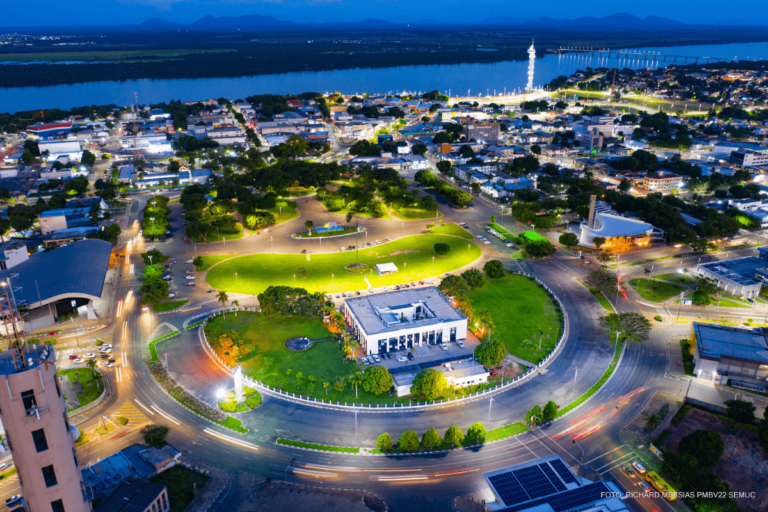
left=600, top=312, right=652, bottom=345
left=412, top=143, right=428, bottom=156
left=466, top=422, right=487, bottom=444
left=692, top=290, right=711, bottom=305
left=585, top=267, right=617, bottom=296
left=461, top=268, right=486, bottom=289
left=644, top=412, right=661, bottom=434
left=348, top=372, right=363, bottom=399
left=231, top=299, right=240, bottom=316
left=216, top=290, right=229, bottom=319
left=690, top=238, right=710, bottom=254
left=436, top=160, right=452, bottom=175
left=597, top=252, right=611, bottom=263
left=723, top=399, right=756, bottom=423
left=444, top=426, right=464, bottom=448
left=377, top=433, right=393, bottom=451
left=483, top=260, right=505, bottom=279
left=434, top=243, right=451, bottom=256
left=362, top=365, right=393, bottom=395
left=490, top=215, right=497, bottom=223
left=558, top=233, right=579, bottom=247
left=140, top=276, right=169, bottom=306
left=323, top=381, right=329, bottom=395
left=526, top=405, right=543, bottom=425
left=397, top=430, right=420, bottom=451
left=305, top=219, right=314, bottom=235
left=592, top=237, right=606, bottom=249
left=86, top=358, right=96, bottom=371
left=81, top=150, right=97, bottom=167
left=410, top=368, right=447, bottom=400
left=531, top=145, right=542, bottom=155
left=474, top=339, right=507, bottom=368
left=525, top=240, right=556, bottom=258
left=542, top=401, right=558, bottom=422
left=421, top=428, right=441, bottom=450
left=333, top=379, right=346, bottom=396
left=140, top=424, right=170, bottom=449
left=618, top=179, right=631, bottom=193
left=678, top=430, right=724, bottom=468
left=439, top=275, right=470, bottom=297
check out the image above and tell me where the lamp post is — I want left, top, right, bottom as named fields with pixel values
left=572, top=439, right=585, bottom=474
left=294, top=274, right=296, bottom=284
left=488, top=397, right=495, bottom=421
left=235, top=272, right=237, bottom=281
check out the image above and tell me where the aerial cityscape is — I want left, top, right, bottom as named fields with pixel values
left=1, top=1, right=768, bottom=511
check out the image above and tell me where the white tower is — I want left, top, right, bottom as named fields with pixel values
left=526, top=40, right=536, bottom=93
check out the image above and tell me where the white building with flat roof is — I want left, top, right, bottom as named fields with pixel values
left=343, top=287, right=467, bottom=354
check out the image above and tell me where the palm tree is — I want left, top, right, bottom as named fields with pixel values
left=644, top=412, right=660, bottom=435
left=323, top=381, right=329, bottom=395
left=231, top=299, right=240, bottom=316
left=334, top=379, right=346, bottom=396
left=644, top=268, right=651, bottom=277
left=296, top=371, right=304, bottom=384
left=348, top=372, right=362, bottom=399
left=263, top=356, right=273, bottom=370
left=86, top=358, right=96, bottom=372
left=305, top=219, right=314, bottom=235
left=216, top=290, right=229, bottom=319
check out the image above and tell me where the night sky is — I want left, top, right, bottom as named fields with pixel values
left=2, top=0, right=766, bottom=28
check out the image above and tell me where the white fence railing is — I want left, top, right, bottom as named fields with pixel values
left=194, top=273, right=571, bottom=412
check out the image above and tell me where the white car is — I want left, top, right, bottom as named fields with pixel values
left=84, top=353, right=95, bottom=358
left=104, top=362, right=114, bottom=368
left=632, top=462, right=646, bottom=474
left=484, top=240, right=492, bottom=245
left=186, top=275, right=195, bottom=280
left=186, top=259, right=194, bottom=264
left=373, top=355, right=381, bottom=362
left=148, top=246, right=155, bottom=251
left=440, top=343, right=448, bottom=350
left=74, top=358, right=83, bottom=364
left=168, top=292, right=176, bottom=298
left=457, top=340, right=465, bottom=348
left=0, top=463, right=8, bottom=471
left=5, top=495, right=21, bottom=507
left=186, top=281, right=196, bottom=286
left=397, top=356, right=407, bottom=362
left=385, top=237, right=391, bottom=241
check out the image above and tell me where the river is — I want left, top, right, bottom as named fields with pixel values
left=1, top=41, right=767, bottom=113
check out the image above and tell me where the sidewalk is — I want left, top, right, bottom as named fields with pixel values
left=181, top=456, right=231, bottom=512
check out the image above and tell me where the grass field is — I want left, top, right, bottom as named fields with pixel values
left=196, top=254, right=237, bottom=272
left=206, top=234, right=481, bottom=296
left=150, top=466, right=210, bottom=512
left=711, top=296, right=751, bottom=308
left=154, top=300, right=189, bottom=313
left=466, top=274, right=563, bottom=364
left=195, top=222, right=244, bottom=243
left=0, top=49, right=235, bottom=63
left=521, top=230, right=544, bottom=242
left=489, top=223, right=516, bottom=239
left=389, top=208, right=442, bottom=221
left=655, top=273, right=695, bottom=285
left=429, top=222, right=474, bottom=239
left=265, top=200, right=299, bottom=224
left=629, top=279, right=684, bottom=302
left=277, top=438, right=360, bottom=453
left=61, top=368, right=104, bottom=411
left=486, top=422, right=530, bottom=442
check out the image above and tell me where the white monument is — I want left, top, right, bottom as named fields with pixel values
left=526, top=40, right=536, bottom=93
left=234, top=364, right=244, bottom=403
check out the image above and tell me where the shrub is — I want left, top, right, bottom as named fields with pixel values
left=434, top=243, right=451, bottom=256
left=245, top=394, right=262, bottom=409
left=397, top=430, right=420, bottom=451
left=116, top=416, right=129, bottom=426
left=654, top=315, right=663, bottom=322
left=421, top=428, right=441, bottom=450
left=483, top=260, right=506, bottom=279
left=140, top=424, right=170, bottom=449
left=376, top=433, right=392, bottom=451
left=466, top=422, right=487, bottom=444
left=219, top=400, right=239, bottom=412
left=95, top=340, right=104, bottom=346
left=426, top=222, right=435, bottom=229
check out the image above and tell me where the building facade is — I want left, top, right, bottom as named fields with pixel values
left=692, top=322, right=768, bottom=390
left=642, top=170, right=684, bottom=192
left=0, top=345, right=90, bottom=512
left=343, top=287, right=467, bottom=355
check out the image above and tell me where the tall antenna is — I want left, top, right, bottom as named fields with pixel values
left=526, top=39, right=536, bottom=93
left=0, top=283, right=26, bottom=372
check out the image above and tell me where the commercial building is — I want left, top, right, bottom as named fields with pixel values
left=343, top=287, right=467, bottom=355
left=37, top=139, right=83, bottom=163
left=692, top=322, right=768, bottom=391
left=578, top=197, right=663, bottom=250
left=730, top=149, right=768, bottom=168
left=39, top=207, right=93, bottom=235
left=574, top=130, right=604, bottom=150
left=392, top=359, right=489, bottom=396
left=25, top=122, right=73, bottom=138
left=94, top=480, right=169, bottom=512
left=464, top=122, right=501, bottom=142
left=0, top=343, right=90, bottom=512
left=483, top=455, right=628, bottom=512
left=642, top=170, right=684, bottom=192
left=0, top=241, right=28, bottom=270
left=695, top=247, right=768, bottom=299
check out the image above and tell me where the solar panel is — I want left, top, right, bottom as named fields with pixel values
left=540, top=463, right=567, bottom=492
left=549, top=458, right=578, bottom=485
left=502, top=482, right=612, bottom=512
left=489, top=472, right=529, bottom=506
left=512, top=465, right=557, bottom=499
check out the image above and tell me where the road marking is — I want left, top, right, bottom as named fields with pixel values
left=115, top=367, right=121, bottom=383
left=586, top=445, right=625, bottom=464
left=596, top=452, right=636, bottom=473
left=150, top=406, right=180, bottom=425
left=114, top=402, right=147, bottom=423
left=134, top=400, right=154, bottom=415
left=122, top=352, right=128, bottom=368
left=121, top=322, right=127, bottom=341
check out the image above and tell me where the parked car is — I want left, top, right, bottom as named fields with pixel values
left=440, top=342, right=448, bottom=351
left=100, top=354, right=110, bottom=359
left=162, top=276, right=172, bottom=281
left=0, top=463, right=8, bottom=471
left=407, top=352, right=414, bottom=361
left=171, top=258, right=176, bottom=263
left=456, top=340, right=465, bottom=348
left=168, top=292, right=175, bottom=298
left=373, top=355, right=381, bottom=363
left=183, top=237, right=191, bottom=242
left=74, top=358, right=83, bottom=364
left=84, top=353, right=95, bottom=359
left=186, top=259, right=194, bottom=264
left=208, top=288, right=215, bottom=293
left=185, top=270, right=194, bottom=274
left=186, top=275, right=195, bottom=280
left=632, top=462, right=646, bottom=474
left=5, top=495, right=21, bottom=507
left=68, top=355, right=78, bottom=360
left=397, top=356, right=407, bottom=363
left=147, top=246, right=155, bottom=251
left=104, top=362, right=114, bottom=368
left=363, top=359, right=370, bottom=366
left=186, top=282, right=196, bottom=286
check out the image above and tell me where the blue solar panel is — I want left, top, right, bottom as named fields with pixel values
left=502, top=482, right=612, bottom=512
left=512, top=466, right=557, bottom=499
left=489, top=472, right=529, bottom=506
left=540, top=463, right=567, bottom=492
left=549, top=458, right=578, bottom=485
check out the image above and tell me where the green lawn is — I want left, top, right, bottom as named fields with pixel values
left=196, top=222, right=244, bottom=243
left=277, top=438, right=360, bottom=453
left=489, top=223, right=516, bottom=239
left=285, top=186, right=316, bottom=197
left=679, top=340, right=695, bottom=376
left=629, top=279, right=684, bottom=302
left=576, top=279, right=615, bottom=313
left=521, top=230, right=544, bottom=242
left=294, top=227, right=359, bottom=238
left=487, top=422, right=530, bottom=442
left=429, top=222, right=474, bottom=239
left=206, top=234, right=481, bottom=296
left=711, top=296, right=751, bottom=308
left=150, top=466, right=210, bottom=512
left=655, top=273, right=695, bottom=285
left=264, top=200, right=299, bottom=225
left=466, top=274, right=563, bottom=364
left=196, top=254, right=237, bottom=272
left=153, top=300, right=189, bottom=312
left=60, top=369, right=104, bottom=411
left=389, top=208, right=442, bottom=221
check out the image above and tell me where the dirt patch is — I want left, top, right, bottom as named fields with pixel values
left=388, top=249, right=420, bottom=256
left=666, top=407, right=768, bottom=510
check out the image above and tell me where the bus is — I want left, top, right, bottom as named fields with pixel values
left=646, top=471, right=677, bottom=501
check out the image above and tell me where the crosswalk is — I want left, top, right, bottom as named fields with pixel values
left=114, top=402, right=148, bottom=425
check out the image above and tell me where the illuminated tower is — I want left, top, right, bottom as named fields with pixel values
left=526, top=40, right=536, bottom=92
left=0, top=286, right=90, bottom=512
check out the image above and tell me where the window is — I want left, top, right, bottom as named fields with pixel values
left=55, top=378, right=61, bottom=398
left=63, top=413, right=70, bottom=435
left=21, top=389, right=37, bottom=410
left=42, top=465, right=58, bottom=487
left=51, top=499, right=65, bottom=512
left=32, top=428, right=48, bottom=452
left=72, top=447, right=79, bottom=469
left=162, top=492, right=168, bottom=510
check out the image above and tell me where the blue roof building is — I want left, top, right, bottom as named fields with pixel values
left=693, top=322, right=768, bottom=390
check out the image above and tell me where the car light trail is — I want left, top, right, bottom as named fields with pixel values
left=430, top=469, right=478, bottom=477
left=617, top=387, right=645, bottom=404
left=130, top=263, right=134, bottom=274
left=151, top=406, right=180, bottom=425
left=377, top=475, right=429, bottom=482
left=125, top=291, right=133, bottom=304
left=203, top=429, right=259, bottom=451
left=135, top=400, right=154, bottom=415
left=116, top=298, right=123, bottom=318
left=568, top=405, right=606, bottom=425
left=572, top=424, right=602, bottom=440
left=303, top=464, right=420, bottom=473
left=292, top=468, right=337, bottom=479
left=115, top=367, right=122, bottom=383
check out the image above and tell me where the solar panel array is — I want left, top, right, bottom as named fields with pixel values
left=501, top=482, right=613, bottom=512
left=550, top=458, right=579, bottom=485
left=488, top=459, right=579, bottom=507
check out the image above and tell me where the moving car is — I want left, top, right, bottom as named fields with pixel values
left=638, top=482, right=651, bottom=493
left=632, top=462, right=646, bottom=474
left=104, top=362, right=114, bottom=368
left=69, top=355, right=78, bottom=360
left=621, top=466, right=636, bottom=477
left=73, top=358, right=83, bottom=364
left=168, top=292, right=176, bottom=298
left=100, top=354, right=110, bottom=359
left=84, top=353, right=95, bottom=358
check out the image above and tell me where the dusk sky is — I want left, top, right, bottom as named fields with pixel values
left=2, top=0, right=766, bottom=27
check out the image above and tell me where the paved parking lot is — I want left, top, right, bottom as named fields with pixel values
left=363, top=336, right=479, bottom=373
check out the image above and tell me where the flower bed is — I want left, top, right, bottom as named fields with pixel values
left=146, top=360, right=227, bottom=423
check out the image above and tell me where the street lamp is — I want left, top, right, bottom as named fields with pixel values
left=488, top=397, right=495, bottom=421
left=235, top=272, right=237, bottom=281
